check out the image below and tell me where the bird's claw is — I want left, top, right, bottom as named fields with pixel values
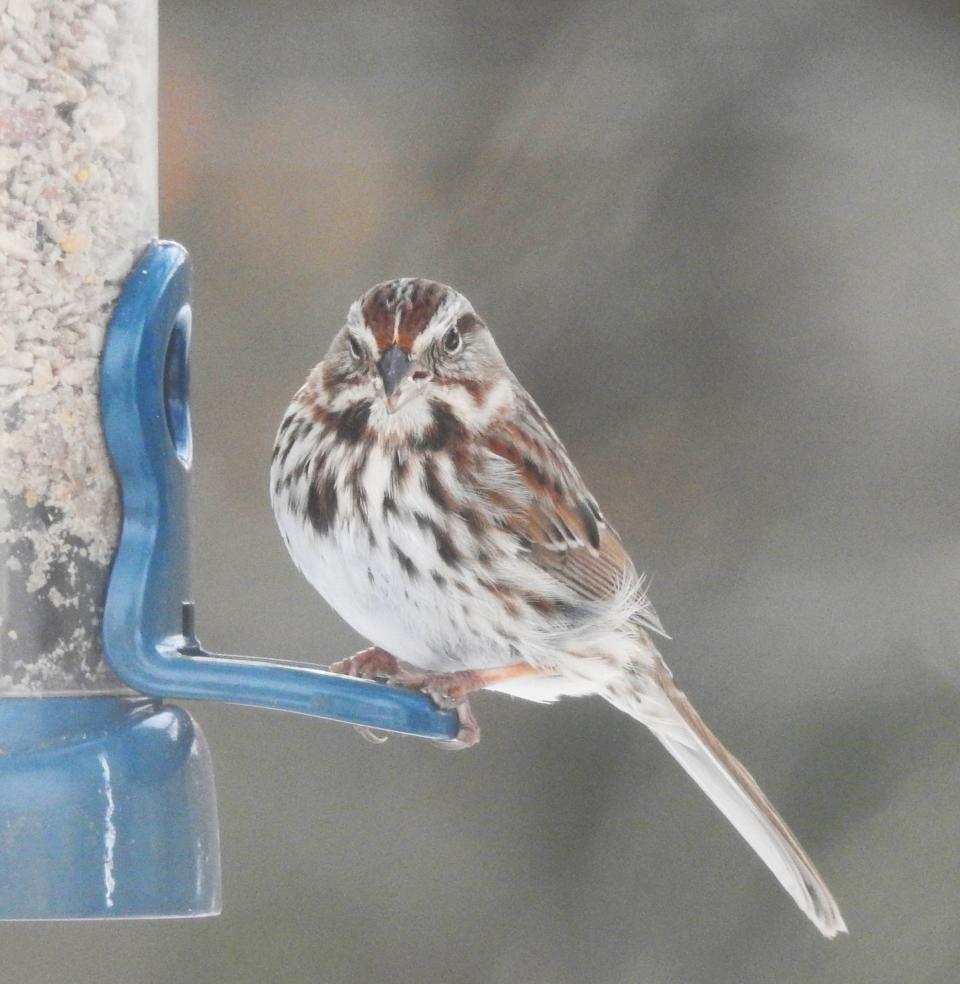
left=384, top=670, right=481, bottom=750
left=354, top=725, right=390, bottom=744
left=329, top=647, right=401, bottom=679
left=433, top=699, right=480, bottom=750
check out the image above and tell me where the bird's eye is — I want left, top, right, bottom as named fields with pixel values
left=443, top=326, right=462, bottom=354
left=347, top=335, right=363, bottom=360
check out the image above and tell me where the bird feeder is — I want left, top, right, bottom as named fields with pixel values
left=0, top=0, right=456, bottom=921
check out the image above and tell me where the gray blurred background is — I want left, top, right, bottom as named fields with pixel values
left=7, top=0, right=960, bottom=981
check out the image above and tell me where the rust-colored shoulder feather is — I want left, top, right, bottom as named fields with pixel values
left=481, top=387, right=665, bottom=636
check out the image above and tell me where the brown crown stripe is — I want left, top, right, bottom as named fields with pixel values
left=361, top=279, right=452, bottom=353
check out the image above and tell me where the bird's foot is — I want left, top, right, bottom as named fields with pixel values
left=329, top=646, right=401, bottom=680
left=386, top=669, right=483, bottom=750
left=385, top=669, right=476, bottom=706
left=436, top=699, right=480, bottom=750
left=330, top=651, right=479, bottom=747
left=332, top=649, right=403, bottom=745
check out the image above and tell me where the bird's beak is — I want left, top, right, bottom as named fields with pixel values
left=377, top=346, right=414, bottom=413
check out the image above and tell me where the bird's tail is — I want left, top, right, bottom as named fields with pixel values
left=605, top=655, right=847, bottom=938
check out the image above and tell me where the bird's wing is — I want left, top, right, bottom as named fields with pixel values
left=479, top=388, right=665, bottom=637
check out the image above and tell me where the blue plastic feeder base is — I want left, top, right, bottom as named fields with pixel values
left=0, top=696, right=221, bottom=920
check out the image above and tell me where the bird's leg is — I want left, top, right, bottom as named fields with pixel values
left=329, top=646, right=401, bottom=679
left=388, top=663, right=548, bottom=704
left=388, top=663, right=552, bottom=750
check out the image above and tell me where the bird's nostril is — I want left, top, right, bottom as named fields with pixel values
left=412, top=370, right=429, bottom=381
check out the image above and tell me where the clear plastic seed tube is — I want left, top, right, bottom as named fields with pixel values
left=0, top=0, right=157, bottom=692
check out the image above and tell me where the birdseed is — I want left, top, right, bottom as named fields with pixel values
left=0, top=0, right=156, bottom=691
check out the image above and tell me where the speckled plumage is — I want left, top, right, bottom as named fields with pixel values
left=270, top=278, right=846, bottom=937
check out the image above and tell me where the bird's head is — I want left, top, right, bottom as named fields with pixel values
left=322, top=279, right=509, bottom=418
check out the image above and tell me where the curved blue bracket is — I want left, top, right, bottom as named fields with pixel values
left=101, top=241, right=458, bottom=742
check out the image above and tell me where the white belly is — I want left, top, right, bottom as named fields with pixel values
left=276, top=503, right=515, bottom=673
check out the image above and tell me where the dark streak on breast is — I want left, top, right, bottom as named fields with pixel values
left=422, top=456, right=453, bottom=510
left=412, top=511, right=462, bottom=569
left=291, top=458, right=310, bottom=484
left=273, top=410, right=299, bottom=460
left=390, top=541, right=418, bottom=578
left=418, top=400, right=466, bottom=454
left=349, top=462, right=367, bottom=523
left=306, top=471, right=338, bottom=535
left=391, top=449, right=410, bottom=489
left=335, top=399, right=372, bottom=445
left=433, top=525, right=462, bottom=568
left=277, top=425, right=301, bottom=468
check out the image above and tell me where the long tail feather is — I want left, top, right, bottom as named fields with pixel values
left=606, top=657, right=847, bottom=938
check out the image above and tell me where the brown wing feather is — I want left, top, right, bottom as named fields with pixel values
left=481, top=388, right=665, bottom=636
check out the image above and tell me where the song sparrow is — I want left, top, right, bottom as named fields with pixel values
left=270, top=278, right=846, bottom=937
